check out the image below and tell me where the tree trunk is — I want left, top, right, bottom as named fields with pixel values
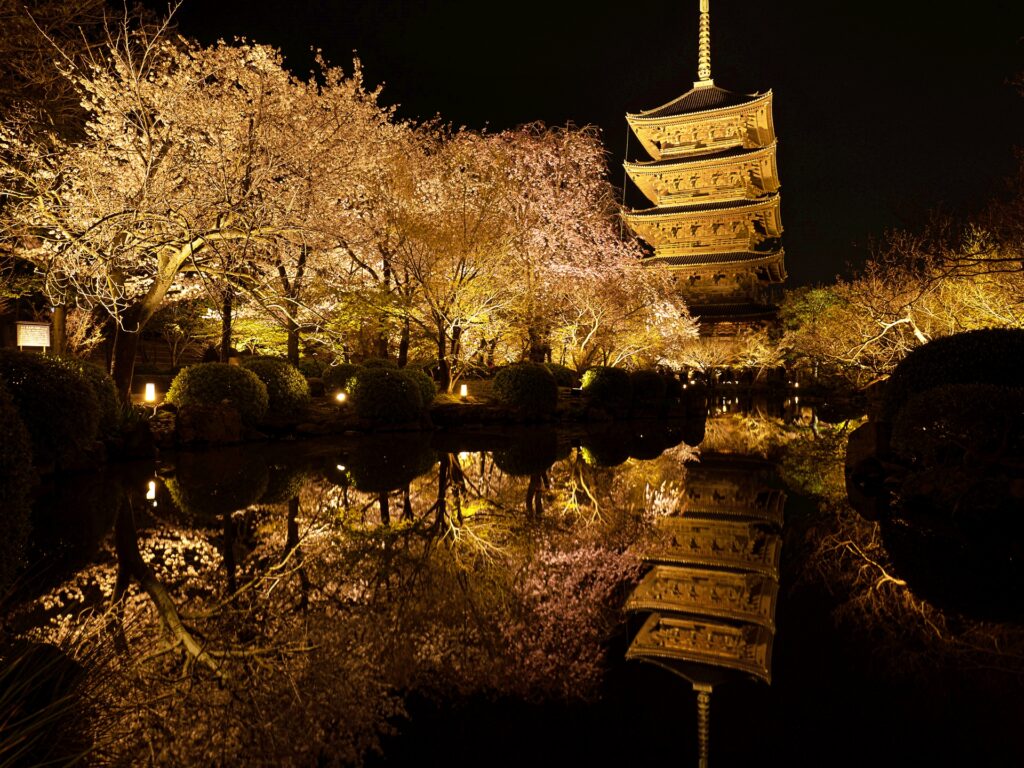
left=220, top=287, right=233, bottom=362
left=51, top=305, right=67, bottom=357
left=436, top=323, right=450, bottom=391
left=397, top=316, right=410, bottom=368
left=111, top=320, right=141, bottom=405
left=286, top=313, right=300, bottom=365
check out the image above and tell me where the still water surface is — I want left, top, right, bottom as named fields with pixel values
left=9, top=404, right=1024, bottom=767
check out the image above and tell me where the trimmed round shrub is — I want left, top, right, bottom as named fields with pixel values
left=581, top=366, right=632, bottom=410
left=580, top=433, right=630, bottom=467
left=59, top=359, right=120, bottom=436
left=323, top=363, right=362, bottom=394
left=349, top=367, right=424, bottom=423
left=297, top=358, right=327, bottom=379
left=0, top=350, right=100, bottom=469
left=166, top=363, right=269, bottom=426
left=492, top=362, right=558, bottom=415
left=401, top=367, right=436, bottom=408
left=881, top=328, right=1024, bottom=421
left=241, top=356, right=311, bottom=417
left=362, top=358, right=398, bottom=369
left=0, top=378, right=33, bottom=590
left=630, top=369, right=667, bottom=408
left=544, top=362, right=577, bottom=387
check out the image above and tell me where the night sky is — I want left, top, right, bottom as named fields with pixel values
left=148, top=0, right=1024, bottom=286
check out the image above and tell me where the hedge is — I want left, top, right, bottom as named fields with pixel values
left=581, top=366, right=632, bottom=410
left=0, top=351, right=100, bottom=469
left=323, top=363, right=362, bottom=394
left=492, top=362, right=558, bottom=415
left=241, top=356, right=311, bottom=417
left=349, top=367, right=424, bottom=423
left=167, top=363, right=269, bottom=425
left=0, top=378, right=33, bottom=589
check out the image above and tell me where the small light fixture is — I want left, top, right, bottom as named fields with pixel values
left=144, top=383, right=156, bottom=403
left=459, top=383, right=468, bottom=400
left=146, top=480, right=156, bottom=500
left=335, top=391, right=347, bottom=403
left=794, top=381, right=800, bottom=388
left=336, top=464, right=346, bottom=471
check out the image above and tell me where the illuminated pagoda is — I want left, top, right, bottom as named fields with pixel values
left=623, top=0, right=785, bottom=333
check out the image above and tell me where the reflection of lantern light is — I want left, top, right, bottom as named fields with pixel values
left=459, top=384, right=468, bottom=400
left=144, top=383, right=156, bottom=403
left=146, top=480, right=156, bottom=504
left=335, top=391, right=347, bottom=403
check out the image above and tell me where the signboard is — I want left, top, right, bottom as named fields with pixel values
left=16, top=321, right=51, bottom=349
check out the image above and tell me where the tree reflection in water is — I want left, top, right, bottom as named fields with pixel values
left=9, top=430, right=695, bottom=765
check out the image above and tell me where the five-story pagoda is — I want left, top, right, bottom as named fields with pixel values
left=623, top=0, right=785, bottom=333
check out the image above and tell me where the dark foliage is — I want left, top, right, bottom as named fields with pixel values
left=339, top=435, right=437, bottom=493
left=0, top=378, right=33, bottom=591
left=241, top=357, right=311, bottom=417
left=0, top=350, right=100, bottom=469
left=492, top=363, right=558, bottom=415
left=349, top=368, right=424, bottom=423
left=881, top=328, right=1024, bottom=421
left=543, top=362, right=578, bottom=387
left=580, top=366, right=632, bottom=410
left=492, top=431, right=559, bottom=476
left=323, top=363, right=362, bottom=394
left=167, top=363, right=269, bottom=426
left=58, top=359, right=120, bottom=436
left=400, top=367, right=436, bottom=408
left=296, top=358, right=327, bottom=379
left=630, top=370, right=667, bottom=407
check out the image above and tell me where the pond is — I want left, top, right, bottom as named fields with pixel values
left=5, top=400, right=1023, bottom=767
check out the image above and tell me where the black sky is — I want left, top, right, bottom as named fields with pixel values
left=148, top=0, right=1024, bottom=286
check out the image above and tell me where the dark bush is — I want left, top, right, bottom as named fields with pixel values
left=663, top=373, right=683, bottom=400
left=630, top=369, right=667, bottom=408
left=0, top=351, right=100, bottom=469
left=544, top=362, right=578, bottom=387
left=165, top=448, right=269, bottom=523
left=241, top=357, right=311, bottom=417
left=296, top=358, right=327, bottom=379
left=581, top=366, right=632, bottom=410
left=0, top=378, right=33, bottom=590
left=361, top=358, right=398, bottom=369
left=401, top=367, right=436, bottom=407
left=492, top=362, right=558, bottom=415
left=349, top=367, right=424, bottom=423
left=59, top=359, right=120, bottom=436
left=322, top=363, right=362, bottom=394
left=340, top=435, right=437, bottom=493
left=492, top=431, right=559, bottom=476
left=892, top=384, right=1024, bottom=467
left=881, top=328, right=1024, bottom=421
left=166, top=363, right=269, bottom=425
left=580, top=433, right=630, bottom=467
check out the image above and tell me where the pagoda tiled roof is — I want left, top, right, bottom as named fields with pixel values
left=625, top=145, right=770, bottom=171
left=630, top=85, right=765, bottom=120
left=626, top=194, right=779, bottom=218
left=645, top=250, right=782, bottom=267
left=688, top=302, right=778, bottom=318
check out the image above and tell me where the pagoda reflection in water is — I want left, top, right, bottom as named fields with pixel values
left=625, top=412, right=786, bottom=767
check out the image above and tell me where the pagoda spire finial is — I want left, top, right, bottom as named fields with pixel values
left=696, top=0, right=714, bottom=87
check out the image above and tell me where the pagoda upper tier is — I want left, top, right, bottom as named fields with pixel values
left=626, top=87, right=775, bottom=161
left=624, top=143, right=779, bottom=208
